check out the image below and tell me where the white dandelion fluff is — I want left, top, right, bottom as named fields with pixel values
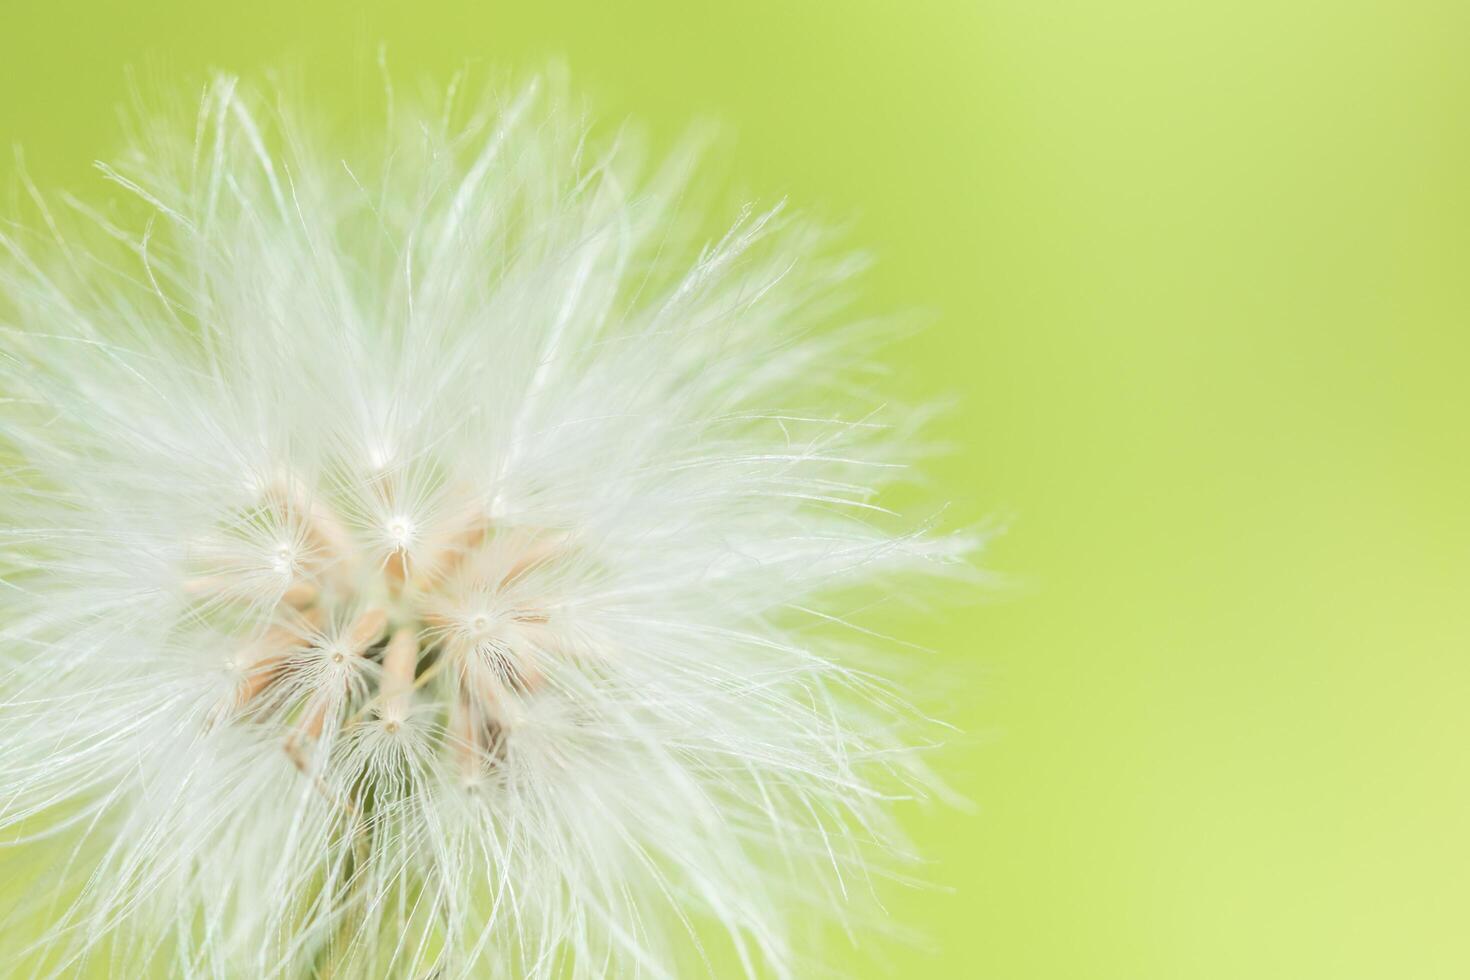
left=0, top=69, right=975, bottom=978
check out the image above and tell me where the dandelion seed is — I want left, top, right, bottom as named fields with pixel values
left=0, top=69, right=978, bottom=978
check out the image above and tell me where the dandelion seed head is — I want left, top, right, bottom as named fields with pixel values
left=0, top=68, right=979, bottom=979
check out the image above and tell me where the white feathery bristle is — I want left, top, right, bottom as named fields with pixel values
left=0, top=70, right=976, bottom=978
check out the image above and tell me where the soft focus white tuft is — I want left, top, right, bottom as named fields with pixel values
left=0, top=71, right=974, bottom=978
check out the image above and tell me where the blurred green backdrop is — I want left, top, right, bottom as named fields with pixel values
left=3, top=1, right=1469, bottom=977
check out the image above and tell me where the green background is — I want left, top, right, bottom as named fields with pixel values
left=3, top=1, right=1468, bottom=977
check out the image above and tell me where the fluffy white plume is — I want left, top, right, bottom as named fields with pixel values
left=0, top=71, right=973, bottom=978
